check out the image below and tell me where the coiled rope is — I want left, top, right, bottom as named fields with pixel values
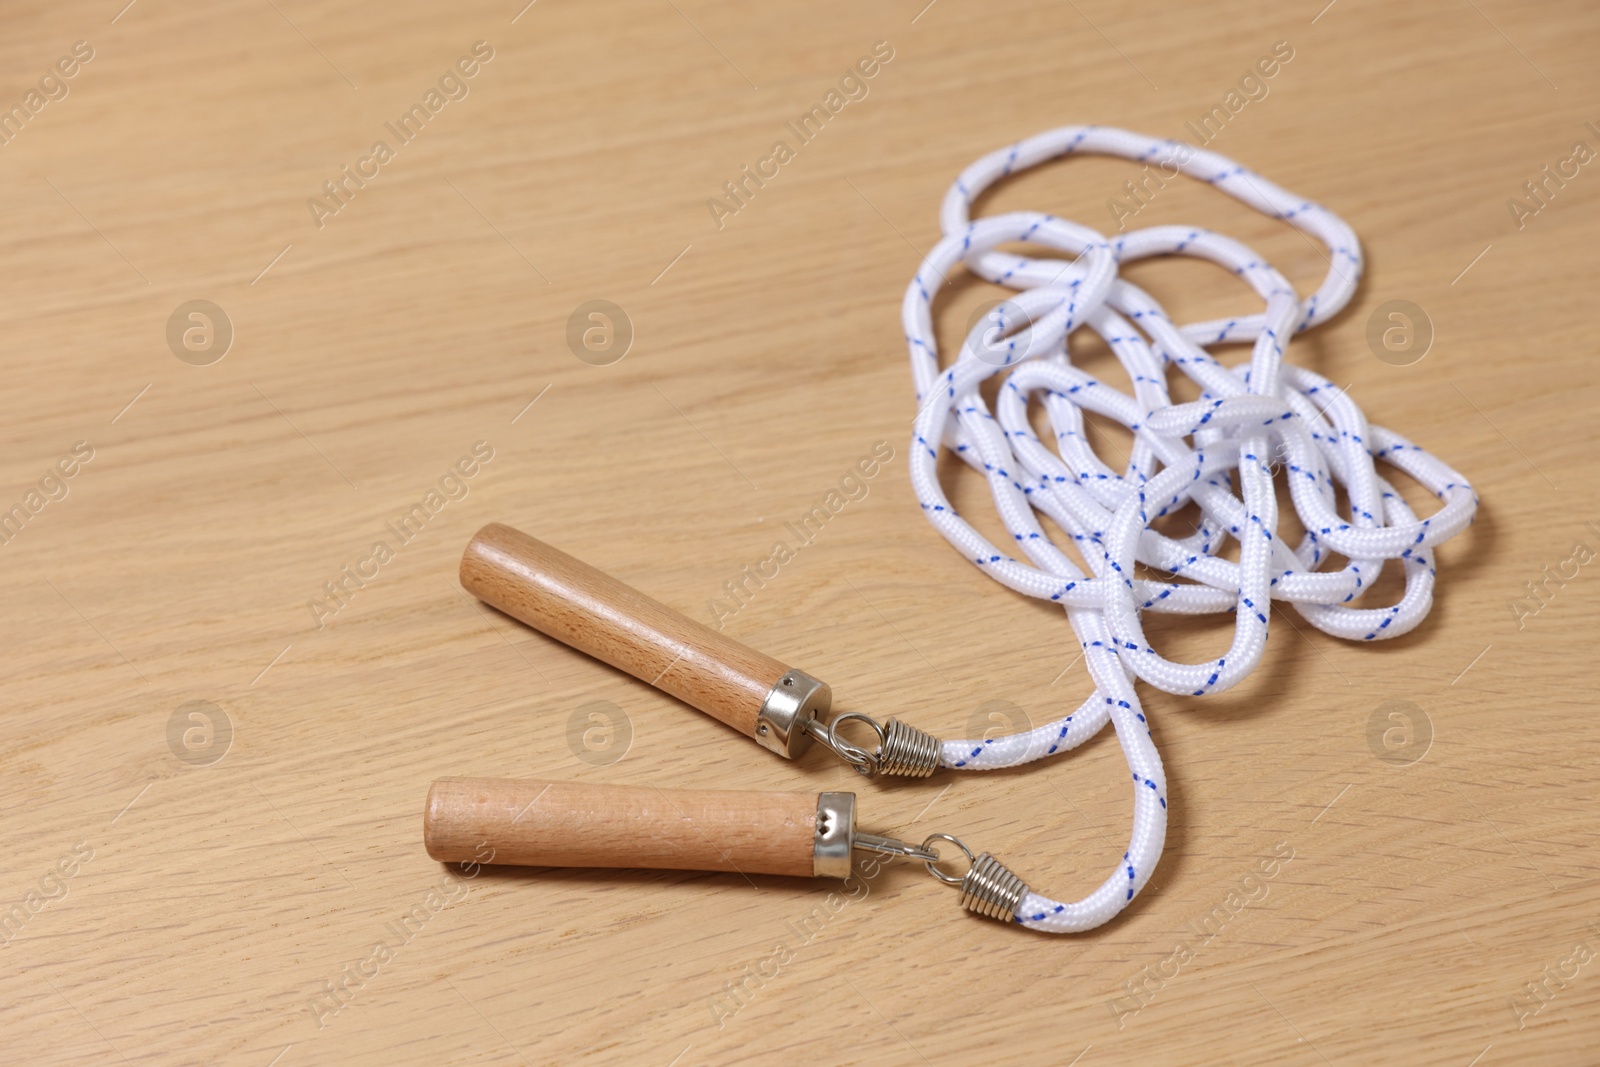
left=900, top=125, right=1477, bottom=931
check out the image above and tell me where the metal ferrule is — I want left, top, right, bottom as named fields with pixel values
left=756, top=669, right=831, bottom=759
left=812, top=792, right=855, bottom=878
left=959, top=853, right=1029, bottom=922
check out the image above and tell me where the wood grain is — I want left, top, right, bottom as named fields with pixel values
left=1, top=1, right=1597, bottom=1065
left=461, top=521, right=790, bottom=742
left=423, top=776, right=820, bottom=877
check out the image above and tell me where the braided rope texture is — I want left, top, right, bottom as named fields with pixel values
left=900, top=126, right=1478, bottom=932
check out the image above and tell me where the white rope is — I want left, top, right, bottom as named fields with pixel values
left=901, top=125, right=1477, bottom=932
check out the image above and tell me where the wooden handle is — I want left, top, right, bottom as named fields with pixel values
left=424, top=776, right=822, bottom=877
left=459, top=523, right=827, bottom=757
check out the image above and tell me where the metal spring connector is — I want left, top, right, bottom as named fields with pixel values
left=875, top=718, right=941, bottom=778
left=958, top=853, right=1030, bottom=922
left=804, top=713, right=943, bottom=778
left=921, top=833, right=1029, bottom=923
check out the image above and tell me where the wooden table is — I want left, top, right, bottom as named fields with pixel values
left=2, top=1, right=1595, bottom=1063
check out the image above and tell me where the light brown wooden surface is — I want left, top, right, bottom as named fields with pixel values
left=423, top=777, right=821, bottom=876
left=461, top=522, right=793, bottom=743
left=1, top=1, right=1596, bottom=1064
